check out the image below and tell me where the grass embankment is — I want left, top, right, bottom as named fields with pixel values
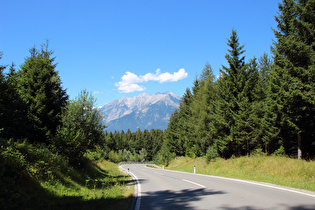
left=0, top=140, right=133, bottom=209
left=40, top=160, right=134, bottom=209
left=166, top=155, right=315, bottom=192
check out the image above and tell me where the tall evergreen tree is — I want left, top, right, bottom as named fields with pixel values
left=17, top=43, right=68, bottom=144
left=0, top=53, right=7, bottom=136
left=0, top=55, right=28, bottom=139
left=239, top=58, right=261, bottom=155
left=190, top=62, right=216, bottom=155
left=270, top=0, right=315, bottom=158
left=257, top=54, right=281, bottom=154
left=214, top=30, right=247, bottom=157
left=164, top=88, right=193, bottom=156
left=214, top=30, right=261, bottom=157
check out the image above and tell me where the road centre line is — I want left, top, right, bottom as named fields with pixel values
left=154, top=172, right=164, bottom=175
left=182, top=179, right=206, bottom=188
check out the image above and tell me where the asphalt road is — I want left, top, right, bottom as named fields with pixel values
left=120, top=164, right=315, bottom=210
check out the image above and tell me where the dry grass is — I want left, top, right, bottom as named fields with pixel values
left=166, top=155, right=315, bottom=192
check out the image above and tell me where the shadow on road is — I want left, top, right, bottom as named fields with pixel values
left=136, top=186, right=315, bottom=210
left=140, top=188, right=225, bottom=209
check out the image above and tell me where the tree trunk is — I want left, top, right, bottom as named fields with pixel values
left=297, top=133, right=302, bottom=160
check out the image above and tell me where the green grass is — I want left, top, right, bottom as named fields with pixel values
left=166, top=155, right=315, bottom=192
left=0, top=139, right=133, bottom=209
left=39, top=160, right=134, bottom=209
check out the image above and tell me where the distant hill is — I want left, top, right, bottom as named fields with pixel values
left=99, top=92, right=180, bottom=132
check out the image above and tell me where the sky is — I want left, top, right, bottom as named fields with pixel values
left=1, top=0, right=281, bottom=107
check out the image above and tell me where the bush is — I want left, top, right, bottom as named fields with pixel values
left=206, top=146, right=219, bottom=163
left=108, top=150, right=119, bottom=163
left=252, top=148, right=267, bottom=157
left=153, top=145, right=175, bottom=166
left=53, top=90, right=105, bottom=164
left=274, top=145, right=286, bottom=156
left=84, top=145, right=108, bottom=161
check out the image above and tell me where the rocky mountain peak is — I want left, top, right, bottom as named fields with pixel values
left=99, top=92, right=180, bottom=132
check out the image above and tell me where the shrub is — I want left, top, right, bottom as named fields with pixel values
left=251, top=148, right=267, bottom=157
left=206, top=146, right=219, bottom=163
left=108, top=150, right=119, bottom=163
left=274, top=145, right=286, bottom=156
left=84, top=145, right=108, bottom=161
left=53, top=90, right=105, bottom=164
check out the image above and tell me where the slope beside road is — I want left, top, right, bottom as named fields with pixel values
left=120, top=164, right=315, bottom=210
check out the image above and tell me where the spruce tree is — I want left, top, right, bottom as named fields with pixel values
left=164, top=88, right=193, bottom=156
left=270, top=0, right=315, bottom=158
left=190, top=62, right=216, bottom=155
left=18, top=43, right=68, bottom=144
left=0, top=53, right=7, bottom=136
left=257, top=54, right=281, bottom=154
left=213, top=30, right=247, bottom=157
left=0, top=56, right=29, bottom=139
left=214, top=30, right=261, bottom=157
left=240, top=58, right=261, bottom=155
left=179, top=88, right=194, bottom=156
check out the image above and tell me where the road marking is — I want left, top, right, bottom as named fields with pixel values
left=129, top=172, right=141, bottom=210
left=195, top=173, right=315, bottom=199
left=118, top=166, right=142, bottom=210
left=161, top=168, right=315, bottom=198
left=182, top=179, right=206, bottom=188
left=154, top=172, right=164, bottom=175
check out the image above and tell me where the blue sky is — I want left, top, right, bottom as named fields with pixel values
left=1, top=0, right=281, bottom=106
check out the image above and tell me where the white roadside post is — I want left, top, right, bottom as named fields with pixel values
left=194, top=166, right=196, bottom=174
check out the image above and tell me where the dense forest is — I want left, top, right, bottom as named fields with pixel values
left=1, top=0, right=314, bottom=170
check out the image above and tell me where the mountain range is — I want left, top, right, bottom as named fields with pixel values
left=99, top=92, right=180, bottom=132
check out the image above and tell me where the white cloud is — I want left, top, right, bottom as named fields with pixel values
left=93, top=91, right=104, bottom=94
left=115, top=68, right=188, bottom=93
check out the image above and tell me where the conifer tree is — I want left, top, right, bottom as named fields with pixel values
left=190, top=62, right=216, bottom=155
left=214, top=30, right=261, bottom=157
left=240, top=58, right=261, bottom=155
left=17, top=43, right=68, bottom=144
left=270, top=0, right=315, bottom=158
left=0, top=55, right=28, bottom=139
left=213, top=30, right=246, bottom=157
left=0, top=53, right=7, bottom=136
left=257, top=54, right=280, bottom=154
left=179, top=88, right=194, bottom=156
left=164, top=88, right=193, bottom=156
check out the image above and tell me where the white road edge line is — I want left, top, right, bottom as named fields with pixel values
left=196, top=173, right=315, bottom=199
left=162, top=168, right=315, bottom=198
left=182, top=179, right=206, bottom=188
left=129, top=172, right=141, bottom=210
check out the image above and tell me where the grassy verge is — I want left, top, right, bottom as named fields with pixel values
left=0, top=140, right=133, bottom=209
left=166, top=155, right=315, bottom=192
left=39, top=160, right=134, bottom=209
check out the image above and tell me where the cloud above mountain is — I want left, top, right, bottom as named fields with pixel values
left=115, top=68, right=188, bottom=93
